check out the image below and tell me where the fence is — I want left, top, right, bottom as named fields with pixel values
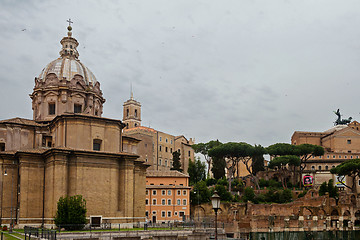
left=24, top=226, right=57, bottom=240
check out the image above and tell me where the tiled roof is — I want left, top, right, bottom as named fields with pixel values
left=124, top=126, right=157, bottom=133
left=0, top=117, right=46, bottom=127
left=146, top=170, right=189, bottom=178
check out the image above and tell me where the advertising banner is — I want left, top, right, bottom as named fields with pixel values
left=303, top=175, right=313, bottom=187
left=335, top=175, right=346, bottom=188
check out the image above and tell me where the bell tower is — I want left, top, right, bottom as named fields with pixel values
left=123, top=92, right=141, bottom=129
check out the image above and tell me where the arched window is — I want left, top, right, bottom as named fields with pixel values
left=126, top=109, right=129, bottom=117
left=48, top=103, right=55, bottom=115
left=135, top=109, right=138, bottom=118
left=93, top=139, right=102, bottom=151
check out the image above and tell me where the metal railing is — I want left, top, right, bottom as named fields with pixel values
left=24, top=226, right=57, bottom=240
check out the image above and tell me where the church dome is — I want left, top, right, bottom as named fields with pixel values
left=31, top=24, right=105, bottom=121
left=37, top=25, right=97, bottom=86
left=38, top=58, right=97, bottom=86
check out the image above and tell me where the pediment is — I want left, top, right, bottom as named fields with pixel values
left=43, top=90, right=59, bottom=97
left=332, top=127, right=360, bottom=138
left=70, top=76, right=86, bottom=90
left=70, top=92, right=86, bottom=99
left=44, top=73, right=59, bottom=86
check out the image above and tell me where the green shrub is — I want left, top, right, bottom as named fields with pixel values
left=242, top=187, right=255, bottom=202
left=259, top=179, right=269, bottom=188
left=54, top=195, right=87, bottom=230
left=298, top=189, right=308, bottom=198
left=231, top=179, right=244, bottom=192
left=215, top=184, right=233, bottom=201
left=206, top=178, right=217, bottom=186
left=268, top=179, right=282, bottom=189
left=217, top=177, right=228, bottom=186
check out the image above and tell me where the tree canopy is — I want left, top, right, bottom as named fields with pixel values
left=267, top=143, right=324, bottom=185
left=192, top=140, right=222, bottom=177
left=268, top=155, right=301, bottom=189
left=209, top=142, right=264, bottom=190
left=190, top=181, right=211, bottom=205
left=330, top=159, right=360, bottom=193
left=171, top=151, right=182, bottom=172
left=188, top=157, right=206, bottom=185
left=211, top=155, right=226, bottom=179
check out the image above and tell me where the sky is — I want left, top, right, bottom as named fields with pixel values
left=1, top=0, right=360, bottom=148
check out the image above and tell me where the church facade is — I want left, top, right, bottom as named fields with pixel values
left=0, top=26, right=148, bottom=227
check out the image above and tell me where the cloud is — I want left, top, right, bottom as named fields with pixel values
left=2, top=0, right=360, bottom=148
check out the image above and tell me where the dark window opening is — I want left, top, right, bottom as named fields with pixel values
left=95, top=110, right=98, bottom=116
left=93, top=139, right=102, bottom=151
left=165, top=147, right=168, bottom=152
left=74, top=104, right=82, bottom=113
left=135, top=109, right=138, bottom=118
left=126, top=109, right=129, bottom=117
left=135, top=123, right=138, bottom=127
left=0, top=143, right=5, bottom=151
left=48, top=103, right=55, bottom=115
left=347, top=140, right=351, bottom=144
left=91, top=217, right=101, bottom=228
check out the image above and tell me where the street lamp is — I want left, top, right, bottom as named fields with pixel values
left=211, top=191, right=221, bottom=240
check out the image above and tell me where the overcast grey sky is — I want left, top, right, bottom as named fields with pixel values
left=1, top=0, right=360, bottom=147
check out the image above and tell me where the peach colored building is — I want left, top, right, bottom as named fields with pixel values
left=122, top=96, right=195, bottom=173
left=145, top=171, right=190, bottom=223
left=0, top=26, right=148, bottom=227
left=291, top=121, right=360, bottom=192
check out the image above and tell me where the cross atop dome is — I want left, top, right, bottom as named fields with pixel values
left=67, top=18, right=73, bottom=36
left=59, top=19, right=79, bottom=59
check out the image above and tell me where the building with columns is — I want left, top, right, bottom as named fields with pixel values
left=0, top=25, right=148, bottom=227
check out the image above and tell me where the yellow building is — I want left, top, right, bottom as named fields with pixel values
left=145, top=170, right=190, bottom=223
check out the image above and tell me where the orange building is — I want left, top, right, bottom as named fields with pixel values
left=145, top=171, right=190, bottom=224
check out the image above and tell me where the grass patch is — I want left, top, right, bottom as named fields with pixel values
left=0, top=231, right=24, bottom=240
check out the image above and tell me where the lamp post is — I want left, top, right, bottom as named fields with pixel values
left=211, top=191, right=220, bottom=240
